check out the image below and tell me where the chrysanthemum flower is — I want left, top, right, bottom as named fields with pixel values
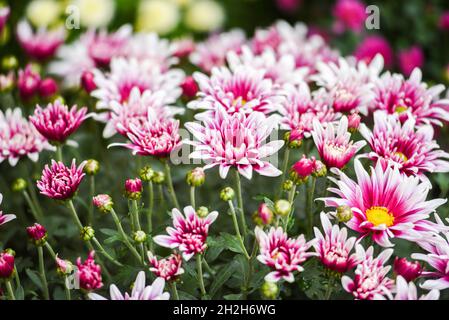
left=255, top=226, right=316, bottom=283
left=148, top=252, right=184, bottom=281
left=321, top=159, right=447, bottom=247
left=29, top=100, right=89, bottom=144
left=17, top=64, right=41, bottom=100
left=88, top=272, right=169, bottom=300
left=393, top=257, right=422, bottom=282
left=0, top=108, right=53, bottom=166
left=0, top=194, right=16, bottom=227
left=359, top=111, right=449, bottom=180
left=354, top=35, right=394, bottom=68
left=185, top=108, right=284, bottom=179
left=332, top=0, right=366, bottom=34
left=0, top=250, right=14, bottom=279
left=341, top=245, right=394, bottom=300
left=153, top=206, right=218, bottom=261
left=374, top=276, right=440, bottom=300
left=76, top=251, right=103, bottom=291
left=37, top=159, right=86, bottom=200
left=16, top=20, right=66, bottom=61
left=311, top=116, right=366, bottom=169
left=313, top=212, right=359, bottom=273
left=370, top=68, right=449, bottom=126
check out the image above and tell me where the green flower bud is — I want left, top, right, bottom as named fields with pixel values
left=261, top=281, right=278, bottom=300
left=84, top=159, right=100, bottom=175
left=284, top=130, right=303, bottom=149
left=152, top=171, right=165, bottom=184
left=336, top=205, right=353, bottom=223
left=282, top=179, right=294, bottom=192
left=312, top=160, right=327, bottom=178
left=186, top=167, right=205, bottom=187
left=4, top=248, right=16, bottom=256
left=133, top=230, right=147, bottom=243
left=81, top=226, right=95, bottom=241
left=220, top=187, right=235, bottom=201
left=197, top=206, right=209, bottom=218
left=92, top=194, right=113, bottom=214
left=2, top=55, right=18, bottom=70
left=11, top=178, right=27, bottom=192
left=139, top=166, right=155, bottom=182
left=274, top=199, right=291, bottom=217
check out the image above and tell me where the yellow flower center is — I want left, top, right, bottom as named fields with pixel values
left=394, top=152, right=408, bottom=162
left=366, top=206, right=395, bottom=227
left=395, top=105, right=408, bottom=114
left=233, top=97, right=247, bottom=106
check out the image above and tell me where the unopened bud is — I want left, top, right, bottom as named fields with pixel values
left=312, top=160, right=327, bottom=178
left=26, top=223, right=47, bottom=246
left=152, top=171, right=165, bottom=184
left=92, top=194, right=113, bottom=214
left=140, top=166, right=154, bottom=182
left=197, top=206, right=209, bottom=218
left=133, top=230, right=147, bottom=243
left=220, top=187, right=235, bottom=201
left=11, top=178, right=27, bottom=192
left=186, top=167, right=205, bottom=187
left=125, top=178, right=143, bottom=200
left=81, top=226, right=95, bottom=241
left=336, top=205, right=353, bottom=223
left=252, top=203, right=273, bottom=226
left=261, top=281, right=278, bottom=300
left=274, top=199, right=291, bottom=217
left=56, top=256, right=74, bottom=276
left=2, top=55, right=18, bottom=70
left=282, top=179, right=294, bottom=191
left=84, top=159, right=100, bottom=175
left=284, top=129, right=303, bottom=149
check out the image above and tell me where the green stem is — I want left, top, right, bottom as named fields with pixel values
left=44, top=242, right=56, bottom=260
left=277, top=147, right=290, bottom=198
left=202, top=259, right=215, bottom=276
left=190, top=186, right=196, bottom=209
left=169, top=282, right=180, bottom=300
left=131, top=200, right=142, bottom=231
left=5, top=280, right=15, bottom=300
left=56, top=145, right=63, bottom=162
left=92, top=237, right=123, bottom=267
left=64, top=276, right=71, bottom=300
left=196, top=254, right=206, bottom=299
left=227, top=200, right=250, bottom=260
left=234, top=170, right=247, bottom=237
left=325, top=276, right=335, bottom=300
left=147, top=181, right=154, bottom=238
left=13, top=265, right=21, bottom=288
left=22, top=190, right=42, bottom=222
left=284, top=184, right=297, bottom=230
left=307, top=177, right=317, bottom=238
left=26, top=176, right=44, bottom=219
left=38, top=246, right=50, bottom=300
left=88, top=175, right=95, bottom=225
left=164, top=161, right=180, bottom=209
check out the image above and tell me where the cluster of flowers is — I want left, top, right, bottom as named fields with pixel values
left=2, top=2, right=449, bottom=300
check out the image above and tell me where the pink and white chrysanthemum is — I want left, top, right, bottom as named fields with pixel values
left=321, top=159, right=447, bottom=247
left=29, top=100, right=89, bottom=143
left=0, top=108, right=53, bottom=166
left=370, top=68, right=449, bottom=126
left=153, top=206, right=218, bottom=261
left=17, top=20, right=66, bottom=61
left=313, top=212, right=359, bottom=273
left=359, top=111, right=449, bottom=180
left=185, top=108, right=284, bottom=180
left=0, top=194, right=16, bottom=227
left=255, top=226, right=316, bottom=283
left=342, top=245, right=394, bottom=300
left=189, top=29, right=246, bottom=73
left=89, top=271, right=169, bottom=300
left=92, top=57, right=184, bottom=110
left=37, top=159, right=86, bottom=200
left=375, top=276, right=440, bottom=300
left=76, top=251, right=103, bottom=291
left=189, top=64, right=283, bottom=116
left=312, top=116, right=366, bottom=169
left=279, top=83, right=337, bottom=137
left=148, top=252, right=184, bottom=281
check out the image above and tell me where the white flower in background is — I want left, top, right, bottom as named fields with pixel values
left=136, top=0, right=180, bottom=35
left=71, top=0, right=116, bottom=28
left=26, top=0, right=62, bottom=27
left=185, top=0, right=225, bottom=32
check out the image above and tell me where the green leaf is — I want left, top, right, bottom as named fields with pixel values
left=177, top=290, right=198, bottom=300
left=219, top=232, right=245, bottom=255
left=15, top=285, right=25, bottom=300
left=224, top=293, right=243, bottom=300
left=209, top=260, right=239, bottom=297
left=25, top=269, right=43, bottom=290
left=99, top=228, right=119, bottom=237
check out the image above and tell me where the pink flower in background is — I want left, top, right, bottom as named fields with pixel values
left=30, top=100, right=88, bottom=143
left=181, top=76, right=199, bottom=99
left=0, top=194, right=16, bottom=227
left=38, top=78, right=58, bottom=98
left=375, top=276, right=439, bottom=300
left=354, top=36, right=394, bottom=67
left=81, top=70, right=97, bottom=93
left=312, top=116, right=366, bottom=169
left=76, top=251, right=103, bottom=291
left=255, top=226, right=316, bottom=283
left=347, top=112, right=361, bottom=131
left=37, top=159, right=86, bottom=200
left=0, top=250, right=15, bottom=279
left=322, top=159, right=447, bottom=247
left=0, top=108, right=52, bottom=166
left=89, top=272, right=169, bottom=300
left=189, top=29, right=246, bottom=73
left=256, top=203, right=274, bottom=225
left=16, top=20, right=66, bottom=61
left=332, top=0, right=367, bottom=34
left=0, top=6, right=10, bottom=34
left=172, top=37, right=195, bottom=59
left=370, top=69, right=449, bottom=126
left=17, top=65, right=41, bottom=100
left=359, top=111, right=449, bottom=180
left=148, top=252, right=184, bottom=281
left=251, top=24, right=283, bottom=55
left=276, top=0, right=302, bottom=13
left=185, top=108, right=284, bottom=180
left=0, top=71, right=14, bottom=91
left=154, top=206, right=218, bottom=261
left=313, top=212, right=359, bottom=273
left=393, top=257, right=422, bottom=282
left=342, top=245, right=394, bottom=300
left=398, top=46, right=424, bottom=77
left=438, top=11, right=449, bottom=31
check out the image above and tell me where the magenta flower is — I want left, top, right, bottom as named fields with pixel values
left=148, top=252, right=184, bottom=281
left=30, top=100, right=88, bottom=143
left=342, top=245, right=394, bottom=300
left=181, top=76, right=199, bottom=99
left=0, top=194, right=16, bottom=227
left=256, top=203, right=274, bottom=225
left=17, top=64, right=41, bottom=100
left=290, top=155, right=315, bottom=183
left=16, top=20, right=65, bottom=61
left=370, top=68, right=449, bottom=126
left=313, top=212, right=359, bottom=273
left=89, top=271, right=169, bottom=300
left=125, top=178, right=143, bottom=198
left=276, top=0, right=301, bottom=12
left=172, top=37, right=195, bottom=59
left=0, top=250, right=15, bottom=279
left=354, top=36, right=394, bottom=67
left=332, top=0, right=367, bottom=34
left=375, top=276, right=439, bottom=300
left=359, top=111, right=449, bottom=180
left=0, top=108, right=53, bottom=166
left=312, top=116, right=366, bottom=169
left=153, top=206, right=218, bottom=261
left=438, top=11, right=449, bottom=31
left=185, top=107, right=284, bottom=180
left=26, top=223, right=47, bottom=242
left=76, top=251, right=103, bottom=291
left=38, top=78, right=59, bottom=98
left=322, top=159, right=447, bottom=247
left=37, top=159, right=86, bottom=200
left=398, top=46, right=424, bottom=77
left=81, top=70, right=97, bottom=93
left=255, top=226, right=316, bottom=283
left=393, top=257, right=422, bottom=282
left=0, top=6, right=10, bottom=34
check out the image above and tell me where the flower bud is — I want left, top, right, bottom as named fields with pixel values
left=56, top=256, right=74, bottom=276
left=38, top=77, right=58, bottom=98
left=282, top=179, right=294, bottom=191
left=81, top=70, right=97, bottom=93
left=133, top=230, right=147, bottom=243
left=152, top=171, right=165, bottom=184
left=125, top=178, right=143, bottom=200
left=253, top=203, right=273, bottom=226
left=2, top=55, right=18, bottom=70
left=139, top=166, right=154, bottom=182
left=18, top=64, right=40, bottom=100
left=0, top=250, right=15, bottom=279
left=186, top=167, right=205, bottom=187
left=26, top=223, right=47, bottom=246
left=0, top=71, right=14, bottom=92
left=220, top=187, right=235, bottom=201
left=274, top=199, right=291, bottom=217
left=394, top=257, right=422, bottom=282
left=84, top=159, right=100, bottom=175
left=92, top=194, right=113, bottom=214
left=11, top=178, right=27, bottom=192
left=81, top=226, right=95, bottom=241
left=290, top=155, right=315, bottom=184
left=312, top=160, right=327, bottom=178
left=336, top=205, right=353, bottom=223
left=284, top=129, right=303, bottom=149
left=181, top=76, right=199, bottom=99
left=261, top=281, right=278, bottom=300
left=197, top=206, right=209, bottom=218
left=348, top=113, right=361, bottom=133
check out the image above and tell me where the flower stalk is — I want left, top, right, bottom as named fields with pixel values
left=196, top=254, right=207, bottom=299
left=164, top=161, right=180, bottom=209
left=227, top=200, right=250, bottom=260
left=37, top=246, right=50, bottom=300
left=234, top=170, right=247, bottom=237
